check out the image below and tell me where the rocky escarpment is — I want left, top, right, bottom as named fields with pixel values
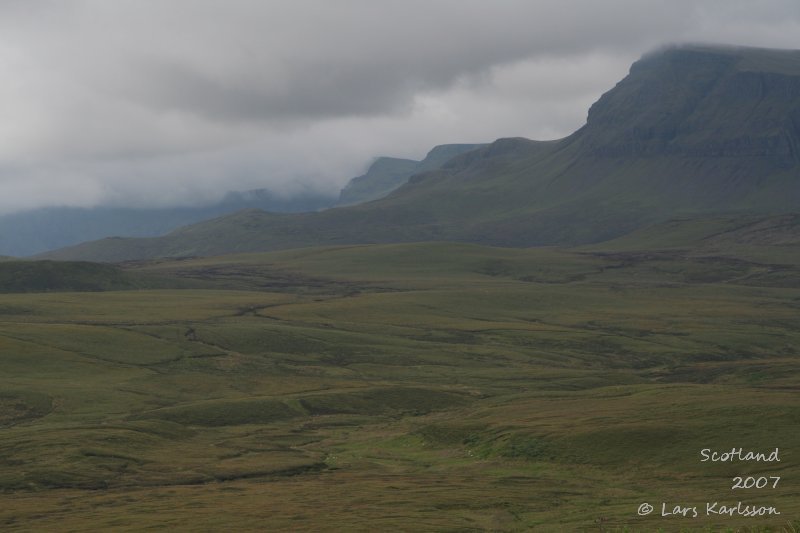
left=581, top=46, right=800, bottom=164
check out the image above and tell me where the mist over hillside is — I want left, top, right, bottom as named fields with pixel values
left=42, top=45, right=800, bottom=262
left=0, top=190, right=336, bottom=257
left=2, top=144, right=484, bottom=257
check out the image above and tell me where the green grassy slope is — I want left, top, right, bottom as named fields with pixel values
left=584, top=213, right=800, bottom=265
left=3, top=233, right=800, bottom=530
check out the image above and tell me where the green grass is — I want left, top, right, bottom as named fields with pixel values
left=0, top=260, right=176, bottom=292
left=1, top=239, right=799, bottom=530
left=135, top=397, right=303, bottom=426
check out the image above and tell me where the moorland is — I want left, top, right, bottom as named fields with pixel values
left=2, top=44, right=800, bottom=532
left=2, top=215, right=800, bottom=531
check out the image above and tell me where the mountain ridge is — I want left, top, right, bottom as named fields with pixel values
left=336, top=144, right=485, bottom=206
left=41, top=44, right=800, bottom=262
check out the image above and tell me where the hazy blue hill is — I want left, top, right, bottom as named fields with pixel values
left=336, top=157, right=419, bottom=206
left=0, top=189, right=335, bottom=257
left=42, top=45, right=800, bottom=262
left=414, top=143, right=487, bottom=172
left=336, top=144, right=485, bottom=206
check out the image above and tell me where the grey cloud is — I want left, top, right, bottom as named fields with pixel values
left=17, top=0, right=698, bottom=124
left=0, top=1, right=798, bottom=212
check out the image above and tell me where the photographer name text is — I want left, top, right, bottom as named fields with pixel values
left=636, top=448, right=783, bottom=519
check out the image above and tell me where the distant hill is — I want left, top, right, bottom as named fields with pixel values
left=3, top=144, right=482, bottom=257
left=43, top=44, right=800, bottom=262
left=337, top=157, right=419, bottom=206
left=0, top=189, right=335, bottom=257
left=337, top=144, right=485, bottom=206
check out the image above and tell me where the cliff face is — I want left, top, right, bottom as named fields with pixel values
left=581, top=46, right=800, bottom=163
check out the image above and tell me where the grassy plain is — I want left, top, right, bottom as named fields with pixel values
left=1, top=237, right=800, bottom=531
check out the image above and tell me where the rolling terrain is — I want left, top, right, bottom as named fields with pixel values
left=3, top=43, right=800, bottom=531
left=2, top=217, right=800, bottom=530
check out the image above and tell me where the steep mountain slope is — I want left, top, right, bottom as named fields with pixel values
left=44, top=45, right=800, bottom=262
left=336, top=157, right=419, bottom=206
left=336, top=144, right=485, bottom=206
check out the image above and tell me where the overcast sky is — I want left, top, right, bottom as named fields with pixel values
left=1, top=0, right=799, bottom=213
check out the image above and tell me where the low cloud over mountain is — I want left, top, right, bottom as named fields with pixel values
left=1, top=1, right=799, bottom=212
